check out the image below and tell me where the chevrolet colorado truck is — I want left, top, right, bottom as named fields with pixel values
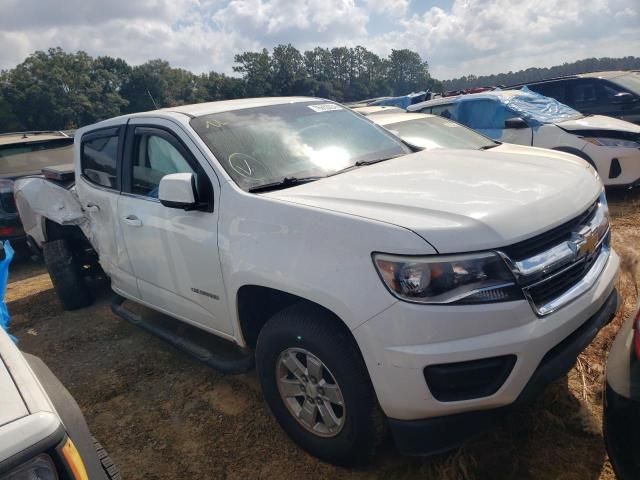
left=0, top=327, right=119, bottom=479
left=14, top=97, right=620, bottom=465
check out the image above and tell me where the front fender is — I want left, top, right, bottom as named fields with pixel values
left=219, top=186, right=435, bottom=334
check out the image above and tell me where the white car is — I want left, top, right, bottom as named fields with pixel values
left=0, top=327, right=119, bottom=479
left=364, top=110, right=595, bottom=165
left=14, top=97, right=619, bottom=465
left=408, top=89, right=640, bottom=187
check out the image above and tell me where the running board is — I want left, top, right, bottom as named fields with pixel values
left=111, top=295, right=254, bottom=374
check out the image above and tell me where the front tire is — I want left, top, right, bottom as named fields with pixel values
left=43, top=239, right=93, bottom=310
left=255, top=303, right=385, bottom=466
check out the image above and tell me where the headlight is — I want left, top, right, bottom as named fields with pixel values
left=373, top=252, right=521, bottom=304
left=583, top=137, right=640, bottom=148
left=0, top=454, right=58, bottom=480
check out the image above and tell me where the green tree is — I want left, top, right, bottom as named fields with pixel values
left=1, top=47, right=127, bottom=130
left=233, top=49, right=273, bottom=96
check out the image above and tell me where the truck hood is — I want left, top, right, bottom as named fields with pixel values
left=264, top=149, right=601, bottom=253
left=557, top=115, right=640, bottom=134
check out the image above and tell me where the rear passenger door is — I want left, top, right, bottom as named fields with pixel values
left=117, top=118, right=232, bottom=336
left=76, top=125, right=139, bottom=298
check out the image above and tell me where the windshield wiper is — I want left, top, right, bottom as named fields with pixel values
left=479, top=144, right=499, bottom=150
left=248, top=176, right=323, bottom=193
left=328, top=153, right=406, bottom=177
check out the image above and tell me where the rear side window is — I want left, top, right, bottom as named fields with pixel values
left=81, top=128, right=119, bottom=189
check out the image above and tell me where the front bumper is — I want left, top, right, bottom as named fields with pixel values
left=389, top=288, right=618, bottom=455
left=353, top=249, right=619, bottom=454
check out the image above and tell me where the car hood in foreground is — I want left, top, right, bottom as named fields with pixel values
left=557, top=115, right=640, bottom=134
left=264, top=149, right=601, bottom=253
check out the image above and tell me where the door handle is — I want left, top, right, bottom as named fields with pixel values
left=123, top=215, right=143, bottom=227
left=85, top=203, right=100, bottom=212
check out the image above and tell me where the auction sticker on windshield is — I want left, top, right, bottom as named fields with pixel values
left=308, top=104, right=343, bottom=112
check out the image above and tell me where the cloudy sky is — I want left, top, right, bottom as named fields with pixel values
left=0, top=0, right=638, bottom=80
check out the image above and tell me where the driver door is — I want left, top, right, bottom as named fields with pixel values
left=117, top=118, right=233, bottom=337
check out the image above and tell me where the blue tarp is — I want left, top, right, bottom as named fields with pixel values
left=371, top=92, right=426, bottom=109
left=447, top=87, right=583, bottom=140
left=0, top=241, right=14, bottom=341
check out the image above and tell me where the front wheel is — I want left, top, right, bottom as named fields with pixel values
left=255, top=303, right=385, bottom=466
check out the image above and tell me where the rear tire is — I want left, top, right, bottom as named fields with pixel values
left=92, top=436, right=121, bottom=480
left=255, top=303, right=385, bottom=466
left=43, top=239, right=93, bottom=310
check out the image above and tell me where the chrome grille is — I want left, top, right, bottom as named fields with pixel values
left=498, top=194, right=611, bottom=316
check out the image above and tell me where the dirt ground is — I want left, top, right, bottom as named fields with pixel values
left=6, top=190, right=640, bottom=480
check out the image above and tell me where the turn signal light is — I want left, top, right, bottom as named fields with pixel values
left=61, top=439, right=88, bottom=480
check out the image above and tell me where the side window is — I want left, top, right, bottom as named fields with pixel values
left=429, top=104, right=454, bottom=119
left=570, top=80, right=598, bottom=105
left=81, top=129, right=119, bottom=189
left=131, top=132, right=196, bottom=198
left=529, top=81, right=568, bottom=103
left=456, top=99, right=505, bottom=130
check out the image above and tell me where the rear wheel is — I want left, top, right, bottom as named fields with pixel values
left=255, top=303, right=385, bottom=466
left=43, top=239, right=93, bottom=310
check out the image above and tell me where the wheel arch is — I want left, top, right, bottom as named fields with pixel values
left=551, top=146, right=596, bottom=168
left=236, top=285, right=359, bottom=353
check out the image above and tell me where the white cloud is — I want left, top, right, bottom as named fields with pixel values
left=0, top=0, right=638, bottom=79
left=364, top=0, right=408, bottom=16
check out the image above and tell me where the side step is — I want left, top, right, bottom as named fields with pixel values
left=111, top=295, right=254, bottom=374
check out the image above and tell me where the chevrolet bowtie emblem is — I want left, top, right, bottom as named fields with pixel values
left=577, top=231, right=599, bottom=257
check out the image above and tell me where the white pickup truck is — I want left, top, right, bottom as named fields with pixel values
left=14, top=97, right=619, bottom=465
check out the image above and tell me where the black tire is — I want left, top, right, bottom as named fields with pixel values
left=92, top=436, right=122, bottom=480
left=255, top=303, right=386, bottom=466
left=42, top=239, right=93, bottom=310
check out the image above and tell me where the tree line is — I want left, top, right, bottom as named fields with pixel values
left=0, top=46, right=438, bottom=133
left=1, top=46, right=638, bottom=134
left=442, top=56, right=640, bottom=91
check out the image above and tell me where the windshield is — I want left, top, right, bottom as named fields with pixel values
left=190, top=101, right=411, bottom=191
left=383, top=116, right=496, bottom=150
left=611, top=72, right=640, bottom=95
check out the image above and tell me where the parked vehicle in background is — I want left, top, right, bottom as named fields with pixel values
left=363, top=110, right=596, bottom=168
left=352, top=105, right=406, bottom=116
left=409, top=89, right=640, bottom=187
left=604, top=303, right=640, bottom=480
left=0, top=326, right=120, bottom=479
left=509, top=71, right=640, bottom=124
left=15, top=97, right=619, bottom=465
left=0, top=131, right=73, bottom=246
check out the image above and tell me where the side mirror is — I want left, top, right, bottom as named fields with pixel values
left=159, top=173, right=197, bottom=210
left=504, top=116, right=528, bottom=129
left=612, top=92, right=635, bottom=105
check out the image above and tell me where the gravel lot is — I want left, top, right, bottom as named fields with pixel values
left=6, top=190, right=640, bottom=480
